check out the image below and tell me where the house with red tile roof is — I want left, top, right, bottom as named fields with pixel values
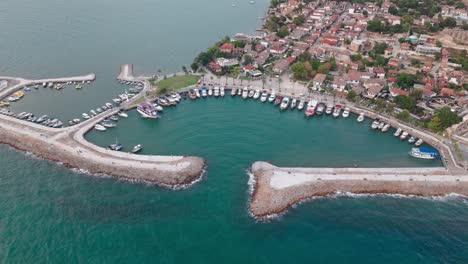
left=220, top=43, right=235, bottom=53
left=390, top=87, right=409, bottom=97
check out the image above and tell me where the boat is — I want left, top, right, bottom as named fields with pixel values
left=305, top=99, right=317, bottom=117
left=381, top=123, right=390, bottom=132
left=371, top=120, right=380, bottom=129
left=82, top=113, right=90, bottom=119
left=242, top=87, right=248, bottom=99
left=237, top=88, right=242, bottom=96
left=72, top=118, right=81, bottom=124
left=110, top=115, right=119, bottom=121
left=357, top=113, right=365, bottom=122
left=248, top=89, right=255, bottom=98
left=342, top=107, right=350, bottom=118
left=117, top=111, right=128, bottom=118
left=157, top=97, right=169, bottom=106
left=105, top=103, right=113, bottom=109
left=90, top=110, right=97, bottom=116
left=290, top=98, right=297, bottom=109
left=101, top=121, right=116, bottom=128
left=208, top=88, right=213, bottom=96
left=96, top=108, right=102, bottom=113
left=231, top=88, right=237, bottom=96
left=268, top=92, right=276, bottom=103
left=131, top=144, right=143, bottom=153
left=188, top=88, right=197, bottom=99
left=332, top=105, right=341, bottom=118
left=214, top=86, right=220, bottom=97
left=36, top=115, right=48, bottom=123
left=297, top=100, right=305, bottom=111
left=220, top=87, right=225, bottom=97
left=408, top=136, right=416, bottom=144
left=195, top=89, right=201, bottom=98
left=7, top=96, right=20, bottom=102
left=260, top=91, right=268, bottom=102
left=24, top=86, right=31, bottom=91
left=253, top=89, right=260, bottom=100
left=94, top=124, right=106, bottom=131
left=137, top=102, right=160, bottom=119
left=415, top=139, right=424, bottom=146
left=0, top=101, right=11, bottom=107
left=112, top=98, right=122, bottom=104
left=325, top=104, right=333, bottom=115
left=394, top=128, right=402, bottom=137
left=409, top=147, right=440, bottom=160
left=280, top=97, right=290, bottom=110
left=400, top=131, right=409, bottom=140
left=201, top=87, right=207, bottom=97
left=109, top=141, right=123, bottom=151
left=316, top=103, right=325, bottom=115
left=274, top=96, right=282, bottom=106
left=152, top=103, right=163, bottom=111
left=378, top=122, right=385, bottom=130
left=42, top=82, right=47, bottom=87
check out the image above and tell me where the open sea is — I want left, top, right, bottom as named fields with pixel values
left=0, top=0, right=467, bottom=263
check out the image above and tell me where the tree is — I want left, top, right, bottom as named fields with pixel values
left=389, top=6, right=399, bottom=15
left=243, top=54, right=254, bottom=66
left=346, top=90, right=358, bottom=102
left=291, top=62, right=308, bottom=80
left=293, top=15, right=305, bottom=25
left=396, top=109, right=411, bottom=122
left=394, top=95, right=416, bottom=110
left=441, top=17, right=457, bottom=28
left=191, top=62, right=199, bottom=72
left=397, top=73, right=419, bottom=89
left=363, top=10, right=368, bottom=17
left=428, top=107, right=462, bottom=132
left=409, top=89, right=423, bottom=100
left=344, top=38, right=351, bottom=45
left=276, top=26, right=289, bottom=38
left=297, top=52, right=311, bottom=62
left=317, top=64, right=329, bottom=74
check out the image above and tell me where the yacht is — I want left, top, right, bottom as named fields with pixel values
left=242, top=87, right=248, bottom=99
left=253, top=89, right=260, bottom=100
left=408, top=136, right=416, bottom=144
left=409, top=148, right=439, bottom=160
left=268, top=92, right=276, bottom=103
left=137, top=102, right=160, bottom=119
left=101, top=121, right=116, bottom=128
left=357, top=113, right=365, bottom=122
left=280, top=97, right=290, bottom=110
left=394, top=128, right=402, bottom=137
left=381, top=123, right=390, bottom=132
left=131, top=144, right=143, bottom=153
left=415, top=139, right=424, bottom=146
left=297, top=99, right=305, bottom=111
left=94, top=124, right=106, bottom=131
left=290, top=98, right=297, bottom=109
left=342, top=107, right=350, bottom=118
left=214, top=86, right=220, bottom=97
left=400, top=131, right=409, bottom=140
left=332, top=105, right=341, bottom=118
left=117, top=111, right=128, bottom=118
left=260, top=91, right=268, bottom=102
left=208, top=88, right=213, bottom=96
left=220, top=87, right=225, bottom=97
left=325, top=104, right=333, bottom=115
left=231, top=88, right=237, bottom=96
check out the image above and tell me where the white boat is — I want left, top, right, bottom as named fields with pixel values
left=305, top=99, right=317, bottom=117
left=394, top=128, right=402, bottom=137
left=112, top=98, right=121, bottom=104
left=371, top=120, right=380, bottom=129
left=253, top=89, right=260, bottom=99
left=290, top=98, right=297, bottom=109
left=90, top=110, right=97, bottom=116
left=137, top=102, right=159, bottom=119
left=409, top=148, right=439, bottom=160
left=381, top=123, right=390, bottom=132
left=220, top=87, right=225, bottom=97
left=415, top=139, right=424, bottom=146
left=297, top=100, right=305, bottom=111
left=325, top=104, right=333, bottom=115
left=208, top=88, right=213, bottom=96
left=131, top=144, right=143, bottom=153
left=378, top=122, right=385, bottom=130
left=408, top=136, right=416, bottom=144
left=400, top=131, right=409, bottom=140
left=242, top=87, right=248, bottom=99
left=268, top=92, right=276, bottom=102
left=195, top=89, right=201, bottom=98
left=94, top=124, right=106, bottom=131
left=280, top=97, right=290, bottom=110
left=237, top=88, right=242, bottom=96
left=357, top=113, right=365, bottom=122
left=260, top=91, right=268, bottom=102
left=214, top=86, right=220, bottom=97
left=117, top=111, right=128, bottom=118
left=332, top=105, right=341, bottom=118
left=231, top=88, right=237, bottom=96
left=248, top=89, right=255, bottom=98
left=342, top=107, right=350, bottom=118
left=153, top=103, right=164, bottom=111
left=101, top=121, right=116, bottom=128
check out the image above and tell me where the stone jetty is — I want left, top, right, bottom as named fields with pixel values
left=249, top=161, right=468, bottom=218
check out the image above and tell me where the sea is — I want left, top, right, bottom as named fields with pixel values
left=0, top=0, right=467, bottom=263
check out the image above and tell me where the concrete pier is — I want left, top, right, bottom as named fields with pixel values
left=249, top=161, right=468, bottom=218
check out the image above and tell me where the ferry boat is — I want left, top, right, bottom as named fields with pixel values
left=260, top=91, right=268, bottom=102
left=117, top=111, right=128, bottom=118
left=132, top=144, right=143, bottom=153
left=268, top=92, right=276, bottom=103
left=381, top=123, right=390, bottom=132
left=400, top=131, right=409, bottom=140
left=231, top=88, right=237, bottom=96
left=290, top=98, right=297, bottom=109
left=332, top=105, right=341, bottom=118
left=357, top=113, right=365, bottom=122
left=274, top=96, right=282, bottom=106
left=316, top=103, right=325, bottom=115
left=208, top=88, right=213, bottom=96
left=280, top=97, right=290, bottom=110
left=415, top=139, right=424, bottom=146
left=242, top=87, right=248, bottom=99
left=253, top=89, right=260, bottom=100
left=342, top=107, right=350, bottom=118
left=220, top=87, right=225, bottom=97
left=408, top=136, right=416, bottom=144
left=137, top=102, right=159, bottom=119
left=297, top=99, right=305, bottom=111
left=94, top=124, right=106, bottom=131
left=371, top=120, right=380, bottom=129
left=409, top=147, right=440, bottom=160
left=394, top=128, right=402, bottom=137
left=325, top=104, right=333, bottom=115
left=214, top=86, right=220, bottom=97
left=195, top=89, right=201, bottom=98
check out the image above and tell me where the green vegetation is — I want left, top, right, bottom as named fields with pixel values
left=394, top=95, right=416, bottom=110
left=290, top=53, right=336, bottom=80
left=396, top=109, right=411, bottom=122
left=346, top=90, right=359, bottom=102
left=427, top=107, right=462, bottom=132
left=291, top=62, right=308, bottom=80
left=396, top=73, right=420, bottom=89
left=151, top=74, right=199, bottom=94
left=293, top=15, right=305, bottom=25
left=450, top=51, right=468, bottom=71
left=191, top=36, right=231, bottom=71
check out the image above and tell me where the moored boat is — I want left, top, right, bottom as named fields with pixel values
left=332, top=105, right=341, bottom=118
left=305, top=99, right=317, bottom=117
left=220, top=87, right=225, bottom=97
left=409, top=147, right=439, bottom=160
left=400, top=131, right=409, bottom=140
left=131, top=144, right=143, bottom=153
left=242, top=87, right=248, bottom=99
left=231, top=88, right=237, bottom=96
left=137, top=102, right=159, bottom=119
left=268, top=92, right=276, bottom=103
left=214, top=86, right=220, bottom=97
left=117, top=111, right=128, bottom=118
left=316, top=103, right=325, bottom=115
left=325, top=104, right=333, bottom=115
left=381, top=123, right=390, bottom=132
left=94, top=124, right=106, bottom=131
left=394, top=128, right=402, bottom=137
left=342, top=107, right=350, bottom=118
left=371, top=120, right=380, bottom=129
left=290, top=98, right=297, bottom=109
left=195, top=89, right=201, bottom=98
left=415, top=139, right=424, bottom=146
left=248, top=89, right=255, bottom=98
left=208, top=88, right=213, bottom=96
left=274, top=95, right=282, bottom=105
left=357, top=113, right=365, bottom=122
left=260, top=91, right=268, bottom=102
left=408, top=136, right=416, bottom=144
left=253, top=89, right=260, bottom=100
left=297, top=99, right=305, bottom=111
left=280, top=97, right=290, bottom=110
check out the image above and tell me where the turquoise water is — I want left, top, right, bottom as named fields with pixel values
left=1, top=0, right=467, bottom=262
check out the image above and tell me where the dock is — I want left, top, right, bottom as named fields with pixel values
left=249, top=161, right=468, bottom=218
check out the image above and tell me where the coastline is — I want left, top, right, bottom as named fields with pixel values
left=249, top=161, right=468, bottom=218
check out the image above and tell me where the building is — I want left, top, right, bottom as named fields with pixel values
left=415, top=45, right=441, bottom=55
left=363, top=79, right=385, bottom=99
left=312, top=73, right=327, bottom=89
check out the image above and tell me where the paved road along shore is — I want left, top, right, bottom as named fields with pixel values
left=250, top=161, right=468, bottom=218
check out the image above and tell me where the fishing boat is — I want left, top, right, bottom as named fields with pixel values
left=189, top=88, right=197, bottom=99
left=231, top=88, right=237, bottom=96
left=342, top=107, right=350, bottom=118
left=297, top=100, right=305, bottom=111
left=400, top=131, right=409, bottom=140
left=242, top=87, right=248, bottom=99
left=332, top=105, right=341, bottom=118
left=305, top=99, right=317, bottom=117
left=394, top=128, right=402, bottom=137
left=260, top=91, right=268, bottom=102
left=268, top=92, right=276, bottom=103
left=378, top=122, right=385, bottom=130
left=131, top=144, right=143, bottom=153
left=94, top=124, right=106, bottom=131
left=248, top=89, right=255, bottom=98
left=117, top=111, right=128, bottom=118
left=316, top=103, right=325, bottom=115
left=325, top=104, right=333, bottom=115
left=381, top=123, right=390, bottom=132
left=280, top=97, right=290, bottom=110
left=274, top=96, right=283, bottom=106
left=137, top=102, right=159, bottom=119
left=208, top=88, right=213, bottom=96
left=371, top=120, right=380, bottom=129
left=195, top=89, right=201, bottom=98
left=408, top=136, right=416, bottom=144
left=214, top=86, right=220, bottom=97
left=357, top=113, right=365, bottom=122
left=220, top=87, right=225, bottom=97
left=290, top=98, right=297, bottom=109
left=409, top=147, right=439, bottom=160
left=415, top=139, right=424, bottom=146
left=253, top=89, right=260, bottom=100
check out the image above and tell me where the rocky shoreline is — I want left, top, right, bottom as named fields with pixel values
left=249, top=162, right=468, bottom=218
